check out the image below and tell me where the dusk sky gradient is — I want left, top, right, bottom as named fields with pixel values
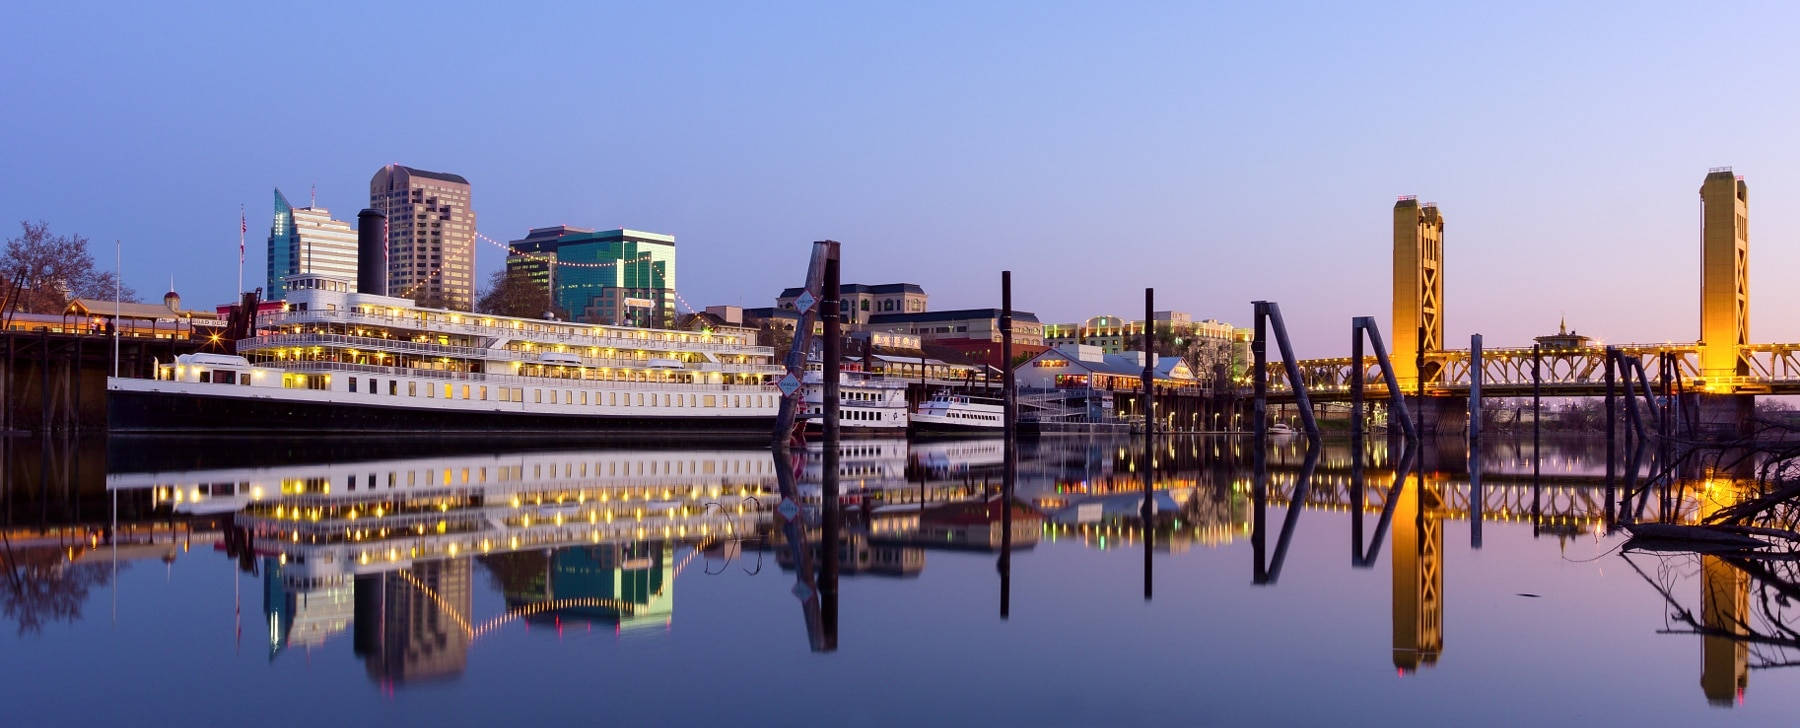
left=4, top=1, right=1798, bottom=356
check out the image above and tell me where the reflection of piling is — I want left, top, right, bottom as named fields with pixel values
left=1604, top=347, right=1617, bottom=526
left=1142, top=287, right=1154, bottom=601
left=999, top=271, right=1014, bottom=619
left=1531, top=344, right=1541, bottom=536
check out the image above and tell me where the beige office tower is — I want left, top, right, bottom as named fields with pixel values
left=371, top=164, right=476, bottom=310
left=1699, top=169, right=1749, bottom=380
left=1392, top=197, right=1445, bottom=388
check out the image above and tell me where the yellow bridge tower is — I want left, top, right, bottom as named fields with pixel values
left=1393, top=197, right=1445, bottom=389
left=1699, top=168, right=1749, bottom=382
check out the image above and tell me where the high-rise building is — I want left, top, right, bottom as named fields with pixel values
left=370, top=164, right=476, bottom=310
left=265, top=188, right=359, bottom=300
left=504, top=228, right=675, bottom=327
left=503, top=225, right=593, bottom=309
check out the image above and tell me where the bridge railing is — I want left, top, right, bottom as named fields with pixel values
left=1261, top=342, right=1721, bottom=394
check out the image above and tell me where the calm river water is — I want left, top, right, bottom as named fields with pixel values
left=0, top=434, right=1791, bottom=726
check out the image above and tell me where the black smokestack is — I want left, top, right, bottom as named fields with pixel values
left=357, top=209, right=387, bottom=296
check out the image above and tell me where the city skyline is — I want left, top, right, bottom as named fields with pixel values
left=4, top=3, right=1799, bottom=356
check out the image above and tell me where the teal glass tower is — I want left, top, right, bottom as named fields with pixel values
left=506, top=228, right=676, bottom=327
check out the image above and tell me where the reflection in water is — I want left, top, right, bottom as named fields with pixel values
left=354, top=558, right=471, bottom=684
left=0, top=433, right=1765, bottom=710
left=108, top=449, right=779, bottom=683
left=1391, top=469, right=1443, bottom=673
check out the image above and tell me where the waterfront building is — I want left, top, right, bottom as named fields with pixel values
left=506, top=228, right=676, bottom=327
left=266, top=189, right=359, bottom=300
left=778, top=283, right=926, bottom=326
left=1042, top=311, right=1236, bottom=379
left=371, top=164, right=476, bottom=311
left=1014, top=344, right=1202, bottom=424
left=864, top=308, right=1046, bottom=368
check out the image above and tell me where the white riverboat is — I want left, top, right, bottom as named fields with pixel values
left=909, top=391, right=1005, bottom=436
left=106, top=273, right=786, bottom=439
left=800, top=370, right=910, bottom=436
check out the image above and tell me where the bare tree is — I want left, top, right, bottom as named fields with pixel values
left=476, top=268, right=561, bottom=320
left=2, top=221, right=137, bottom=314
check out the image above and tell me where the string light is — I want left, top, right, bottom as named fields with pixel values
left=475, top=231, right=628, bottom=270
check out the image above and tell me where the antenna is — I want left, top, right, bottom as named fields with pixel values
left=310, top=184, right=316, bottom=208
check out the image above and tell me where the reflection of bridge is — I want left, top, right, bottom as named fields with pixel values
left=1264, top=171, right=1789, bottom=428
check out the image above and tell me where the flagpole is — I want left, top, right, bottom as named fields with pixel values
left=112, top=239, right=121, bottom=378
left=238, top=204, right=246, bottom=296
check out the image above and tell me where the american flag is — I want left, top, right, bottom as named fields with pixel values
left=239, top=205, right=246, bottom=262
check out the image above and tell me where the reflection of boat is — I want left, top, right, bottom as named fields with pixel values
left=910, top=392, right=1004, bottom=436
left=108, top=273, right=785, bottom=438
left=911, top=439, right=1004, bottom=471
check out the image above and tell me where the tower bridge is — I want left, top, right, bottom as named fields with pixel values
left=1263, top=169, right=1783, bottom=431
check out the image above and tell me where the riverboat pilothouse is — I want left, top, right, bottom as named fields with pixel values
left=107, top=273, right=786, bottom=439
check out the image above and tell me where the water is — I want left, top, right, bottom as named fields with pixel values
left=0, top=434, right=1792, bottom=726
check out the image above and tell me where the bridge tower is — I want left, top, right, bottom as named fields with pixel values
left=1699, top=169, right=1749, bottom=381
left=1392, top=474, right=1443, bottom=673
left=1393, top=197, right=1445, bottom=388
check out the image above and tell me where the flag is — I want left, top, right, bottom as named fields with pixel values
left=239, top=206, right=246, bottom=262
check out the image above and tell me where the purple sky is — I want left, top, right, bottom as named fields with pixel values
left=3, top=2, right=1797, bottom=357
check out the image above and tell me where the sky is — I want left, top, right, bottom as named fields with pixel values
left=3, top=1, right=1797, bottom=357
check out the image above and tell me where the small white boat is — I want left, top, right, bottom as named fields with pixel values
left=1266, top=422, right=1301, bottom=437
left=910, top=392, right=1004, bottom=436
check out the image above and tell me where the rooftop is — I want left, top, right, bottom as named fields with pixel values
left=866, top=308, right=1040, bottom=325
left=397, top=165, right=469, bottom=185
left=779, top=283, right=925, bottom=298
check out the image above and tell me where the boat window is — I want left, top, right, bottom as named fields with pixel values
left=480, top=386, right=488, bottom=400
left=409, top=381, right=417, bottom=397
left=443, top=383, right=452, bottom=399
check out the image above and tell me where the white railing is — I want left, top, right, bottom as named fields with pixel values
left=244, top=332, right=782, bottom=373
left=280, top=361, right=777, bottom=392
left=263, top=310, right=772, bottom=357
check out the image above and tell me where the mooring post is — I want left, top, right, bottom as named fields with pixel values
left=1468, top=334, right=1483, bottom=548
left=1351, top=320, right=1365, bottom=459
left=1415, top=325, right=1427, bottom=439
left=1142, top=287, right=1154, bottom=601
left=1469, top=334, right=1483, bottom=445
left=820, top=243, right=841, bottom=634
left=1000, top=270, right=1014, bottom=619
left=1351, top=319, right=1366, bottom=562
left=40, top=330, right=51, bottom=434
left=1251, top=302, right=1269, bottom=583
left=1532, top=343, right=1542, bottom=521
left=1604, top=347, right=1617, bottom=492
